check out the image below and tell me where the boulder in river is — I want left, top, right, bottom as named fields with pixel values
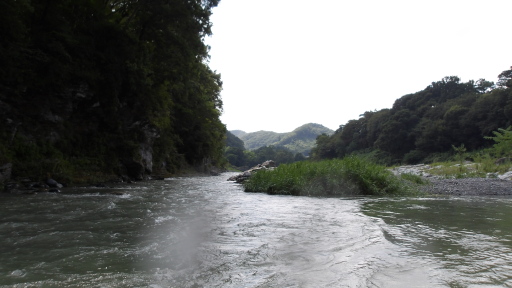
left=227, top=160, right=277, bottom=183
left=46, top=178, right=64, bottom=188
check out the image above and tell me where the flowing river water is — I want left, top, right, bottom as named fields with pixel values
left=1, top=173, right=512, bottom=287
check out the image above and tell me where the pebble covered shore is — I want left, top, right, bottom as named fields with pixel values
left=391, top=164, right=512, bottom=196
left=420, top=178, right=512, bottom=196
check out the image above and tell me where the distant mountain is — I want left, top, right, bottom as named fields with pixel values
left=230, top=130, right=247, bottom=138
left=225, top=131, right=245, bottom=150
left=233, top=123, right=334, bottom=156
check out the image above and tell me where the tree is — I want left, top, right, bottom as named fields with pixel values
left=311, top=134, right=338, bottom=160
left=497, top=66, right=512, bottom=88
left=0, top=0, right=226, bottom=181
left=485, top=126, right=512, bottom=157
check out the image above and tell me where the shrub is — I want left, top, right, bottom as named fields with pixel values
left=400, top=173, right=429, bottom=185
left=243, top=156, right=418, bottom=196
left=485, top=126, right=512, bottom=157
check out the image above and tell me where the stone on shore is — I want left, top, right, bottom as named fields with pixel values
left=227, top=160, right=277, bottom=183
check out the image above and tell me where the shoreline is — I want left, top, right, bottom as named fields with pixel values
left=420, top=177, right=512, bottom=196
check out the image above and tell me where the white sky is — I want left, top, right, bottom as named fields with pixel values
left=205, top=0, right=512, bottom=133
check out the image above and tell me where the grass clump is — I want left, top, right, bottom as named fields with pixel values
left=400, top=173, right=429, bottom=185
left=243, top=156, right=418, bottom=197
left=426, top=153, right=512, bottom=179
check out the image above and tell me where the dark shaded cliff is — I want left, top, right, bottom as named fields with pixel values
left=0, top=1, right=226, bottom=187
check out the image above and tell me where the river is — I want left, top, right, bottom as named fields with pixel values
left=1, top=173, right=512, bottom=287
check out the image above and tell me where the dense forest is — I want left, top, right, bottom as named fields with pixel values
left=225, top=133, right=306, bottom=170
left=225, top=131, right=301, bottom=169
left=0, top=0, right=226, bottom=185
left=311, top=67, right=512, bottom=165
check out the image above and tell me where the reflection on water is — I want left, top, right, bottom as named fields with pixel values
left=363, top=197, right=512, bottom=287
left=1, top=174, right=512, bottom=287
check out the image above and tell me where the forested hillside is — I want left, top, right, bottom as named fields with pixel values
left=237, top=123, right=333, bottom=155
left=224, top=124, right=332, bottom=170
left=0, top=0, right=225, bottom=186
left=312, top=68, right=512, bottom=165
left=224, top=130, right=306, bottom=170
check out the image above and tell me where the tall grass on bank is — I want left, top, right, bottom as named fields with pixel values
left=243, top=156, right=418, bottom=196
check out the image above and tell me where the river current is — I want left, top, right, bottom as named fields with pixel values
left=1, top=173, right=512, bottom=287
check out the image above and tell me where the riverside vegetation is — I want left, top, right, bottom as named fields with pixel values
left=243, top=156, right=423, bottom=197
left=242, top=124, right=512, bottom=197
left=311, top=68, right=512, bottom=166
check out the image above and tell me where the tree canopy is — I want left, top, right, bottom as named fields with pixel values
left=0, top=0, right=226, bottom=181
left=312, top=68, right=512, bottom=165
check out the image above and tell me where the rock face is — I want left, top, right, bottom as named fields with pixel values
left=0, top=163, right=12, bottom=190
left=227, top=160, right=277, bottom=183
left=0, top=163, right=12, bottom=182
left=120, top=122, right=160, bottom=181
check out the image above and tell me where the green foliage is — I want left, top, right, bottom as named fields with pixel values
left=225, top=147, right=245, bottom=167
left=403, top=150, right=428, bottom=164
left=313, top=67, right=512, bottom=165
left=423, top=150, right=512, bottom=178
left=0, top=0, right=226, bottom=182
left=484, top=126, right=512, bottom=157
left=497, top=66, right=512, bottom=88
left=452, top=143, right=467, bottom=173
left=426, top=162, right=485, bottom=179
left=243, top=156, right=417, bottom=196
left=246, top=146, right=298, bottom=167
left=400, top=173, right=429, bottom=185
left=224, top=131, right=308, bottom=168
left=224, top=131, right=246, bottom=167
left=238, top=123, right=333, bottom=156
left=226, top=131, right=245, bottom=150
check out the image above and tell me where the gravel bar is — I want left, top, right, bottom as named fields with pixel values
left=420, top=178, right=512, bottom=196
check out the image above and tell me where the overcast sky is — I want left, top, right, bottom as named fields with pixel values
left=205, top=0, right=512, bottom=133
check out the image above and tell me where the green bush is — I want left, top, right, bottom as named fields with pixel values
left=243, top=156, right=418, bottom=196
left=485, top=126, right=512, bottom=157
left=400, top=173, right=429, bottom=185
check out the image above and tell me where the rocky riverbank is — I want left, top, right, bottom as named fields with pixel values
left=419, top=178, right=512, bottom=196
left=391, top=164, right=512, bottom=196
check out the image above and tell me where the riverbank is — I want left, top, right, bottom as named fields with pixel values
left=419, top=178, right=512, bottom=196
left=391, top=163, right=512, bottom=196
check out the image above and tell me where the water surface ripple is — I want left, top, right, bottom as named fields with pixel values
left=1, top=173, right=512, bottom=287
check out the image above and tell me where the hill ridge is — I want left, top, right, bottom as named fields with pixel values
left=233, top=123, right=333, bottom=156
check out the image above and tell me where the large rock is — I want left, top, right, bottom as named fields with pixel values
left=261, top=160, right=276, bottom=168
left=0, top=163, right=13, bottom=191
left=46, top=178, right=63, bottom=188
left=121, top=122, right=160, bottom=181
left=227, top=160, right=277, bottom=183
